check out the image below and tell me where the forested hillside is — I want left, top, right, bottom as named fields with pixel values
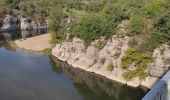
left=1, top=0, right=170, bottom=81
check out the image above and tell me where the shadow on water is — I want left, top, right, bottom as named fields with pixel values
left=0, top=28, right=47, bottom=41
left=50, top=57, right=148, bottom=100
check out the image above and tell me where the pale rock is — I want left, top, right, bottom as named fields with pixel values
left=154, top=54, right=164, bottom=68
left=141, top=77, right=159, bottom=89
left=127, top=78, right=140, bottom=87
left=149, top=67, right=165, bottom=77
left=86, top=46, right=98, bottom=59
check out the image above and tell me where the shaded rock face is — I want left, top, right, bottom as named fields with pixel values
left=20, top=18, right=32, bottom=30
left=149, top=44, right=170, bottom=77
left=20, top=18, right=47, bottom=30
left=0, top=15, right=47, bottom=32
left=0, top=15, right=20, bottom=31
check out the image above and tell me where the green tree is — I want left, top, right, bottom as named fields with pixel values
left=71, top=15, right=102, bottom=46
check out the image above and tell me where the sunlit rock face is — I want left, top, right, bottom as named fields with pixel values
left=149, top=44, right=170, bottom=77
left=52, top=36, right=170, bottom=88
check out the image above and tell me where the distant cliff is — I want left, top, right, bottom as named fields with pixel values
left=0, top=15, right=47, bottom=32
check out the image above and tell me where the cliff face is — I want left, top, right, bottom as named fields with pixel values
left=0, top=15, right=47, bottom=32
left=52, top=36, right=170, bottom=89
left=0, top=15, right=20, bottom=31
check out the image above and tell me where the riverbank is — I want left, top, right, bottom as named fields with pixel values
left=50, top=37, right=165, bottom=89
left=14, top=35, right=160, bottom=89
left=52, top=49, right=158, bottom=89
left=15, top=34, right=51, bottom=52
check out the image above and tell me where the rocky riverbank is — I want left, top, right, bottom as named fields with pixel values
left=52, top=36, right=170, bottom=89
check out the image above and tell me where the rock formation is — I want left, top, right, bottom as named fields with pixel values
left=52, top=36, right=170, bottom=89
left=0, top=15, right=47, bottom=32
left=0, top=15, right=20, bottom=31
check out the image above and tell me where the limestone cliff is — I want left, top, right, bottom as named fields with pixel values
left=52, top=36, right=170, bottom=89
left=0, top=15, right=47, bottom=32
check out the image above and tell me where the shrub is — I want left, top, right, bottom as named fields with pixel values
left=128, top=14, right=145, bottom=36
left=107, top=62, right=114, bottom=71
left=71, top=15, right=103, bottom=46
left=139, top=29, right=160, bottom=51
left=121, top=48, right=152, bottom=69
left=122, top=69, right=149, bottom=81
left=42, top=48, right=52, bottom=55
left=145, top=0, right=165, bottom=17
left=49, top=31, right=66, bottom=45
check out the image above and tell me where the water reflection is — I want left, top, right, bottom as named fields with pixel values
left=51, top=57, right=148, bottom=100
left=0, top=42, right=147, bottom=100
left=0, top=28, right=47, bottom=41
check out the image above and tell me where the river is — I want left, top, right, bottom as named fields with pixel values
left=0, top=31, right=147, bottom=100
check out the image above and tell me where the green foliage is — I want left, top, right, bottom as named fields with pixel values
left=154, top=7, right=170, bottom=44
left=107, top=62, right=114, bottom=71
left=71, top=15, right=102, bottom=46
left=85, top=1, right=105, bottom=13
left=145, top=0, right=165, bottom=17
left=121, top=48, right=152, bottom=69
left=65, top=0, right=82, bottom=10
left=4, top=0, right=20, bottom=9
left=42, top=48, right=52, bottom=55
left=139, top=30, right=160, bottom=51
left=48, top=6, right=65, bottom=31
left=128, top=14, right=145, bottom=36
left=122, top=69, right=149, bottom=81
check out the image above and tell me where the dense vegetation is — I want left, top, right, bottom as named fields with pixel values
left=121, top=48, right=152, bottom=80
left=1, top=0, right=170, bottom=81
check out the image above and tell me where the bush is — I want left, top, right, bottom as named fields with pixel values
left=122, top=69, right=149, bottom=81
left=121, top=48, right=152, bottom=69
left=154, top=9, right=170, bottom=44
left=145, top=0, right=165, bottom=17
left=49, top=31, right=66, bottom=45
left=71, top=15, right=103, bottom=46
left=107, top=62, right=114, bottom=71
left=139, top=29, right=160, bottom=51
left=128, top=14, right=144, bottom=36
left=42, top=48, right=52, bottom=55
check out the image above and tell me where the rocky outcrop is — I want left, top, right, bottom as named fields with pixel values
left=148, top=44, right=170, bottom=77
left=52, top=37, right=170, bottom=89
left=0, top=15, right=47, bottom=32
left=0, top=15, right=20, bottom=31
left=52, top=36, right=130, bottom=85
left=20, top=18, right=47, bottom=30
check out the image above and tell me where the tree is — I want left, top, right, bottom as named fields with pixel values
left=48, top=6, right=65, bottom=31
left=71, top=15, right=102, bottom=46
